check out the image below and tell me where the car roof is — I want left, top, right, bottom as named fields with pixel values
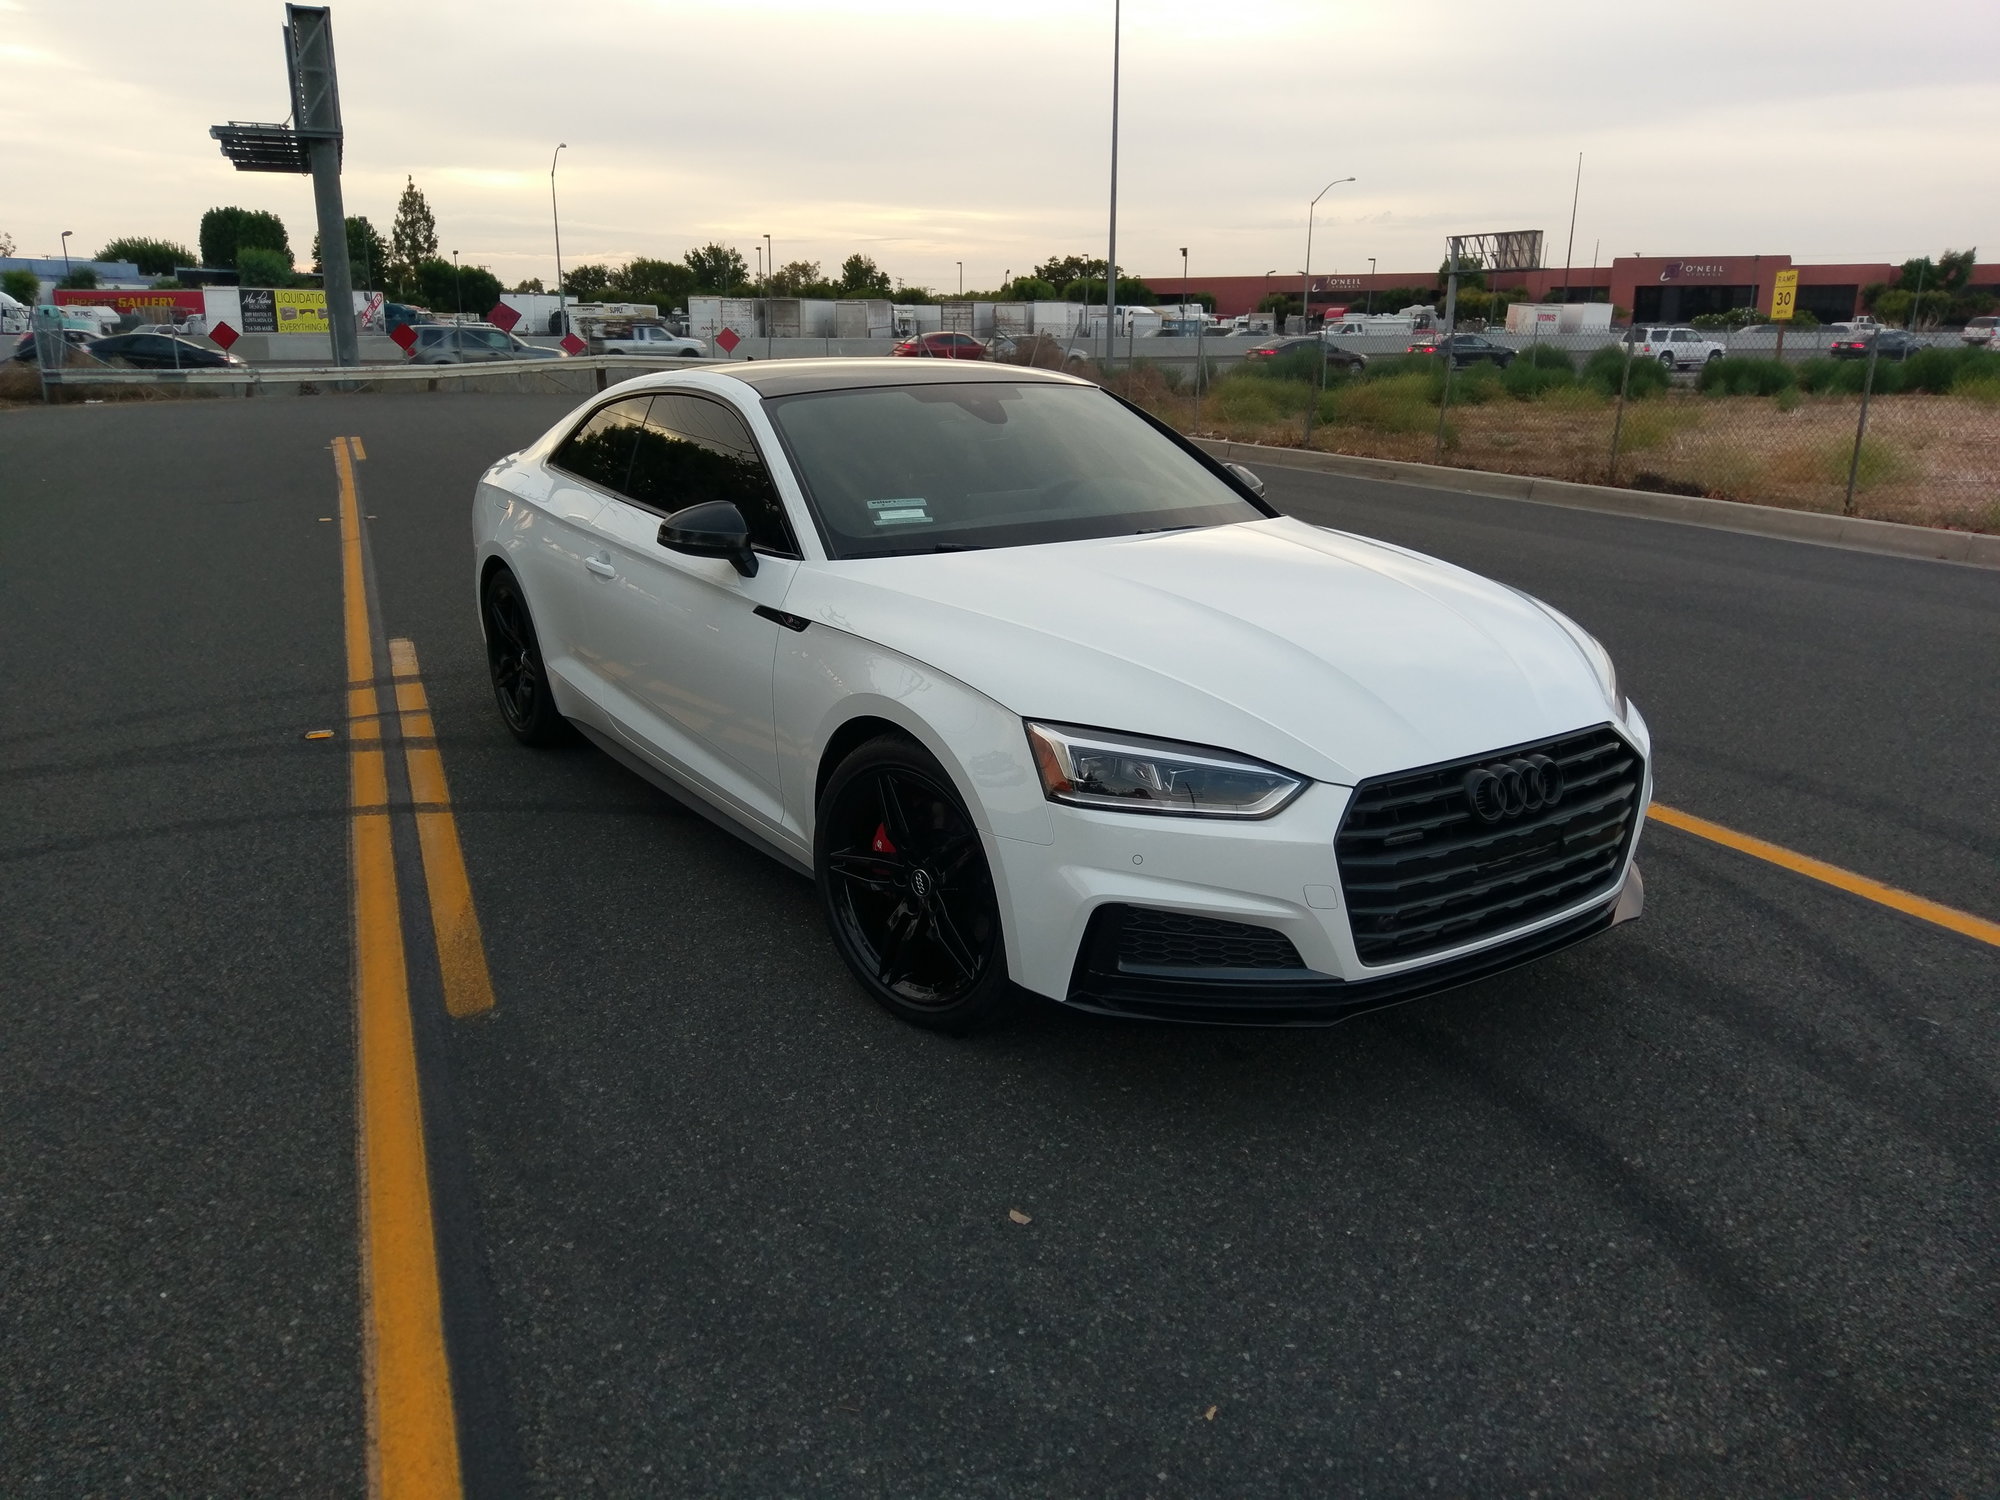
left=707, top=358, right=1090, bottom=398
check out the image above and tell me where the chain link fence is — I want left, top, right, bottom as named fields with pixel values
left=1111, top=326, right=2000, bottom=534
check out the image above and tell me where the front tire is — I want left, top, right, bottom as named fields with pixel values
left=815, top=736, right=1017, bottom=1034
left=481, top=568, right=572, bottom=746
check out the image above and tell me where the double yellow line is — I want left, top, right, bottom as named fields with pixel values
left=336, top=435, right=491, bottom=1499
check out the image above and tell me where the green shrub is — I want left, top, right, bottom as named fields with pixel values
left=1517, top=343, right=1575, bottom=371
left=1358, top=353, right=1433, bottom=381
left=1796, top=357, right=1842, bottom=394
left=1327, top=372, right=1438, bottom=433
left=1501, top=360, right=1576, bottom=399
left=1798, top=357, right=1905, bottom=396
left=1, top=268, right=37, bottom=306
left=1697, top=357, right=1796, bottom=397
left=1583, top=344, right=1669, bottom=399
left=1238, top=345, right=1323, bottom=383
left=1899, top=345, right=2000, bottom=395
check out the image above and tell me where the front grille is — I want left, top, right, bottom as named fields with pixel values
left=1113, top=907, right=1306, bottom=973
left=1335, top=725, right=1643, bottom=965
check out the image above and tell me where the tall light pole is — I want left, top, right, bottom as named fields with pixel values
left=1179, top=246, right=1188, bottom=320
left=1366, top=257, right=1376, bottom=315
left=957, top=261, right=964, bottom=296
left=763, top=233, right=773, bottom=356
left=1302, top=176, right=1355, bottom=334
left=452, top=250, right=462, bottom=321
left=60, top=230, right=72, bottom=276
left=1105, top=0, right=1121, bottom=369
left=550, top=143, right=567, bottom=335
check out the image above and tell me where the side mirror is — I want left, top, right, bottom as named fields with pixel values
left=1226, top=462, right=1266, bottom=498
left=658, top=500, right=759, bottom=577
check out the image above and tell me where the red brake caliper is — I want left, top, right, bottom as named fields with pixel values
left=870, top=822, right=897, bottom=855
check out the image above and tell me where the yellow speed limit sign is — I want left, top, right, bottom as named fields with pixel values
left=1771, top=268, right=1799, bottom=322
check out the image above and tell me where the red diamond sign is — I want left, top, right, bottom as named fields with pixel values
left=487, top=300, right=520, bottom=332
left=560, top=332, right=587, bottom=356
left=715, top=327, right=740, bottom=354
left=390, top=322, right=419, bottom=353
left=210, top=321, right=239, bottom=351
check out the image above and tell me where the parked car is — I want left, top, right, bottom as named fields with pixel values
left=1407, top=332, right=1517, bottom=368
left=891, top=331, right=989, bottom=360
left=87, top=333, right=245, bottom=369
left=409, top=324, right=564, bottom=363
left=1619, top=326, right=1725, bottom=369
left=1959, top=315, right=1997, bottom=348
left=598, top=323, right=705, bottom=358
left=470, top=360, right=1649, bottom=1035
left=1243, top=336, right=1368, bottom=372
left=8, top=330, right=102, bottom=363
left=1829, top=328, right=1920, bottom=361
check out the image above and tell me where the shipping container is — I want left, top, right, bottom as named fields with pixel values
left=687, top=296, right=765, bottom=341
left=891, top=304, right=941, bottom=336
left=834, top=299, right=894, bottom=338
left=766, top=297, right=836, bottom=338
left=940, top=301, right=997, bottom=336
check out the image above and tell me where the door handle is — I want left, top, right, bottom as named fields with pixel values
left=584, top=555, right=617, bottom=578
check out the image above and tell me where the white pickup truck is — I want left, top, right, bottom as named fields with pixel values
left=593, top=322, right=705, bottom=357
left=1827, top=314, right=1884, bottom=336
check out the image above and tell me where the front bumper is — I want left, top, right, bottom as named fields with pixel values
left=1063, top=865, right=1642, bottom=1026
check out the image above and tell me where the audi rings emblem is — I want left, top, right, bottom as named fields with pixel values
left=910, top=868, right=933, bottom=900
left=1463, top=754, right=1564, bottom=823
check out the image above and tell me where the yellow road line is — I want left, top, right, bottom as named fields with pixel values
left=390, top=637, right=496, bottom=1018
left=1648, top=802, right=2000, bottom=950
left=337, top=436, right=465, bottom=1499
left=350, top=435, right=368, bottom=462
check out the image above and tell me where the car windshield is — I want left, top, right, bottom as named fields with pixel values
left=765, top=381, right=1267, bottom=558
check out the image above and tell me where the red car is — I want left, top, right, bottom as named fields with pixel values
left=892, top=331, right=988, bottom=360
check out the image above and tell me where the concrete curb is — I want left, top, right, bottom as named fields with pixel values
left=1194, top=438, right=2000, bottom=570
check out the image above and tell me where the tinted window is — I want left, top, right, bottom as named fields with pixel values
left=626, top=393, right=796, bottom=554
left=766, top=381, right=1266, bottom=558
left=551, top=397, right=650, bottom=494
left=468, top=329, right=508, bottom=349
left=1670, top=330, right=1694, bottom=342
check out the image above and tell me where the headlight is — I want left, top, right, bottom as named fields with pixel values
left=1025, top=722, right=1307, bottom=818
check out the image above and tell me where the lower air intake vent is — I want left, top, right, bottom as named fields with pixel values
left=1111, top=906, right=1306, bottom=974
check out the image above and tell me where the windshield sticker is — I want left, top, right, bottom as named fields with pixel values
left=868, top=498, right=933, bottom=526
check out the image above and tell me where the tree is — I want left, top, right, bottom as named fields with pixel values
left=236, top=247, right=294, bottom=288
left=768, top=259, right=827, bottom=296
left=512, top=276, right=546, bottom=294
left=1000, top=276, right=1060, bottom=302
left=311, top=216, right=390, bottom=288
left=0, top=229, right=15, bottom=257
left=97, top=237, right=195, bottom=276
left=410, top=257, right=501, bottom=316
left=684, top=242, right=748, bottom=293
left=199, top=207, right=291, bottom=271
left=1032, top=253, right=1106, bottom=287
left=562, top=263, right=614, bottom=300
left=58, top=266, right=99, bottom=290
left=1062, top=275, right=1157, bottom=306
left=838, top=253, right=892, bottom=294
left=610, top=257, right=694, bottom=310
left=389, top=177, right=438, bottom=289
left=3, top=268, right=40, bottom=305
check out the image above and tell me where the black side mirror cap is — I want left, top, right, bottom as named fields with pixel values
left=657, top=500, right=758, bottom=576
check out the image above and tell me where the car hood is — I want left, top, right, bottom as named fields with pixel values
left=784, top=516, right=1620, bottom=785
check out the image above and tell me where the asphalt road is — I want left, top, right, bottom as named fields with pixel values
left=3, top=391, right=1995, bottom=1497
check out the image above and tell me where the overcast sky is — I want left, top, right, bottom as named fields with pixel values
left=4, top=0, right=1994, bottom=289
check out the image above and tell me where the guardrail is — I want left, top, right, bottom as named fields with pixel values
left=37, top=351, right=708, bottom=397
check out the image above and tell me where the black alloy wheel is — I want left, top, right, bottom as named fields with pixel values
left=815, top=736, right=1016, bottom=1034
left=481, top=568, right=571, bottom=746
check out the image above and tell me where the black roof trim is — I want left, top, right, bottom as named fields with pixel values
left=712, top=357, right=1090, bottom=398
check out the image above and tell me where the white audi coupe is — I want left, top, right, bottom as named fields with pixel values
left=472, top=361, right=1650, bottom=1031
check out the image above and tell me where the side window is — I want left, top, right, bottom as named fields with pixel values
left=551, top=397, right=651, bottom=494
left=627, top=392, right=798, bottom=555
left=1671, top=330, right=1694, bottom=343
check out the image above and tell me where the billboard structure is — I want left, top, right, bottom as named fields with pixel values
left=208, top=7, right=357, bottom=365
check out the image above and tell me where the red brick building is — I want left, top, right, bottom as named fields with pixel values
left=1144, top=255, right=1997, bottom=323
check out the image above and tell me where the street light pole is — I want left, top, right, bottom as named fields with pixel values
left=1301, top=176, right=1355, bottom=336
left=60, top=231, right=72, bottom=277
left=958, top=261, right=964, bottom=296
left=1105, top=0, right=1121, bottom=371
left=1366, top=257, right=1376, bottom=315
left=453, top=250, right=462, bottom=320
left=550, top=143, right=567, bottom=335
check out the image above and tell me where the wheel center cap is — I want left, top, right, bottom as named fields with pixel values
left=910, top=868, right=933, bottom=901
